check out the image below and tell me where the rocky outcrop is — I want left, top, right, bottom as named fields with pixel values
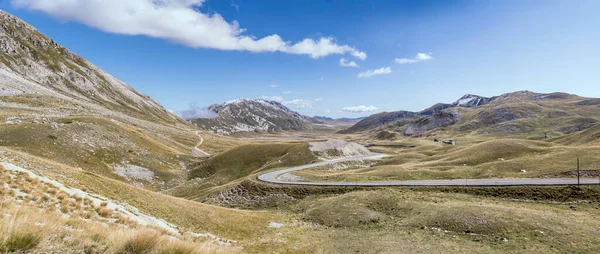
left=404, top=110, right=460, bottom=136
left=338, top=110, right=416, bottom=134
left=452, top=94, right=495, bottom=107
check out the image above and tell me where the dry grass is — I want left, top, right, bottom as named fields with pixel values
left=0, top=192, right=232, bottom=254
left=96, top=207, right=113, bottom=218
left=294, top=136, right=600, bottom=182
left=289, top=188, right=600, bottom=253
left=0, top=163, right=240, bottom=253
left=113, top=229, right=161, bottom=254
left=0, top=202, right=53, bottom=252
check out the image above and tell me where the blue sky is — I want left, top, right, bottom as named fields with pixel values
left=2, top=0, right=599, bottom=118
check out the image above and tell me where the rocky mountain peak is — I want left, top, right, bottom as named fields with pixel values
left=194, top=98, right=312, bottom=135
left=452, top=94, right=494, bottom=107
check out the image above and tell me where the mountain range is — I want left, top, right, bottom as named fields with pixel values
left=339, top=91, right=600, bottom=139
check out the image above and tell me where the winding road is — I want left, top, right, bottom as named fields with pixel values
left=258, top=154, right=600, bottom=187
left=191, top=131, right=210, bottom=157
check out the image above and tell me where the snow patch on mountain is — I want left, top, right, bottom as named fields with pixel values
left=452, top=94, right=494, bottom=107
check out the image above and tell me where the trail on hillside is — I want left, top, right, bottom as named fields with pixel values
left=191, top=131, right=210, bottom=157
left=258, top=154, right=600, bottom=187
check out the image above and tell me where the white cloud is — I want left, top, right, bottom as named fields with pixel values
left=179, top=105, right=219, bottom=120
left=269, top=83, right=279, bottom=88
left=357, top=67, right=392, bottom=78
left=283, top=91, right=292, bottom=94
left=12, top=0, right=366, bottom=59
left=260, top=95, right=284, bottom=102
left=395, top=52, right=433, bottom=64
left=339, top=58, right=358, bottom=67
left=341, top=105, right=379, bottom=113
left=258, top=96, right=320, bottom=109
left=351, top=51, right=367, bottom=61
left=231, top=2, right=239, bottom=11
left=283, top=99, right=314, bottom=109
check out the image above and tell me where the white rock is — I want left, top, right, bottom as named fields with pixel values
left=268, top=222, right=285, bottom=229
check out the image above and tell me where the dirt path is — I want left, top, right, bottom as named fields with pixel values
left=191, top=131, right=210, bottom=157
left=258, top=154, right=600, bottom=186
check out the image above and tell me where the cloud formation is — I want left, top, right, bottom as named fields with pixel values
left=395, top=53, right=433, bottom=64
left=357, top=67, right=392, bottom=78
left=339, top=58, right=359, bottom=67
left=258, top=96, right=320, bottom=109
left=283, top=99, right=316, bottom=109
left=260, top=95, right=284, bottom=102
left=13, top=0, right=366, bottom=59
left=179, top=105, right=219, bottom=120
left=341, top=105, right=379, bottom=113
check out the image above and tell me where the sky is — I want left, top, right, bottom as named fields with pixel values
left=2, top=0, right=599, bottom=118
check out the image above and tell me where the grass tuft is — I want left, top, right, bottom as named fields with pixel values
left=117, top=230, right=161, bottom=254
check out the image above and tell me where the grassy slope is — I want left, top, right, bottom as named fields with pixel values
left=165, top=142, right=317, bottom=201
left=552, top=123, right=600, bottom=146
left=294, top=136, right=600, bottom=182
left=0, top=147, right=326, bottom=252
left=287, top=188, right=600, bottom=253
left=0, top=165, right=234, bottom=253
left=0, top=115, right=200, bottom=189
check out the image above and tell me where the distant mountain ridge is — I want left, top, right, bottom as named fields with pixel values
left=340, top=91, right=600, bottom=139
left=314, top=116, right=366, bottom=122
left=191, top=99, right=315, bottom=135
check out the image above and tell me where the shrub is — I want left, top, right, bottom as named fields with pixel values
left=0, top=231, right=41, bottom=252
left=97, top=207, right=113, bottom=218
left=46, top=188, right=57, bottom=195
left=118, top=230, right=160, bottom=254
left=57, top=192, right=69, bottom=200
left=157, top=239, right=201, bottom=254
left=40, top=194, right=50, bottom=202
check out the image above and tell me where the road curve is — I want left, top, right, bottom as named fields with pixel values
left=191, top=131, right=210, bottom=157
left=258, top=154, right=600, bottom=187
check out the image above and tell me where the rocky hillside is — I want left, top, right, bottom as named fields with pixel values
left=191, top=99, right=314, bottom=135
left=0, top=10, right=182, bottom=125
left=341, top=91, right=600, bottom=139
left=0, top=10, right=201, bottom=189
left=338, top=111, right=416, bottom=134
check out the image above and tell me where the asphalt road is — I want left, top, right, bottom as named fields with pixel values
left=258, top=154, right=600, bottom=187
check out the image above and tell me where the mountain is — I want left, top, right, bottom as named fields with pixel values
left=314, top=116, right=335, bottom=121
left=0, top=10, right=204, bottom=190
left=0, top=10, right=182, bottom=125
left=341, top=91, right=600, bottom=139
left=314, top=116, right=366, bottom=122
left=338, top=111, right=417, bottom=134
left=191, top=99, right=314, bottom=135
left=419, top=103, right=452, bottom=115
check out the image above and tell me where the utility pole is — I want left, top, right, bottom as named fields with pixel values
left=577, top=157, right=580, bottom=186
